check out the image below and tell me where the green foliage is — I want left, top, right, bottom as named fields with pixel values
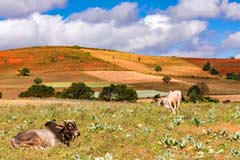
left=226, top=73, right=240, bottom=81
left=187, top=85, right=218, bottom=103
left=226, top=73, right=235, bottom=79
left=187, top=85, right=201, bottom=97
left=34, top=77, right=43, bottom=85
left=202, top=62, right=211, bottom=71
left=72, top=45, right=82, bottom=49
left=19, top=85, right=55, bottom=98
left=154, top=65, right=162, bottom=72
left=60, top=82, right=94, bottom=99
left=17, top=68, right=30, bottom=76
left=231, top=148, right=240, bottom=158
left=210, top=67, right=219, bottom=75
left=99, top=84, right=137, bottom=102
left=162, top=76, right=171, bottom=84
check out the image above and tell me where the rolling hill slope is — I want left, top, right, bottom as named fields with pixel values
left=0, top=46, right=240, bottom=98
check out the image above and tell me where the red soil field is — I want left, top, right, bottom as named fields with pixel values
left=182, top=58, right=240, bottom=75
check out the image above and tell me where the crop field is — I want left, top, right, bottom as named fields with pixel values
left=0, top=100, right=240, bottom=159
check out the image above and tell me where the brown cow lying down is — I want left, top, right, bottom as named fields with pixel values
left=11, top=120, right=80, bottom=149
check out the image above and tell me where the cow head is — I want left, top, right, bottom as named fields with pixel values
left=63, top=120, right=81, bottom=140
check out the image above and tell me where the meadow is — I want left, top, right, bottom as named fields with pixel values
left=0, top=100, right=240, bottom=159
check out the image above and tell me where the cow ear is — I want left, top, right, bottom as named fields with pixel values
left=63, top=120, right=68, bottom=125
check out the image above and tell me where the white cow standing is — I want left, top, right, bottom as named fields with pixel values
left=156, top=90, right=182, bottom=114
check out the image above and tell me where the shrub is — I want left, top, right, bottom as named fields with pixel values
left=202, top=62, right=211, bottom=71
left=18, top=68, right=30, bottom=76
left=210, top=67, right=219, bottom=75
left=34, top=77, right=43, bottom=85
left=226, top=73, right=235, bottom=79
left=72, top=45, right=82, bottom=49
left=0, top=92, right=2, bottom=98
left=162, top=76, right=171, bottom=84
left=154, top=65, right=162, bottom=72
left=197, top=82, right=209, bottom=95
left=99, top=84, right=137, bottom=102
left=60, top=82, right=94, bottom=99
left=187, top=85, right=201, bottom=97
left=19, top=85, right=55, bottom=98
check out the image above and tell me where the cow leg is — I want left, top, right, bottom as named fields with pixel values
left=169, top=102, right=176, bottom=114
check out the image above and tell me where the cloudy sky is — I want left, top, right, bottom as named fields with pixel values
left=0, top=0, right=240, bottom=58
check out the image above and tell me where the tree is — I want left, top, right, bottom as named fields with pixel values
left=19, top=85, right=55, bottom=98
left=187, top=85, right=203, bottom=103
left=34, top=77, right=43, bottom=85
left=226, top=73, right=235, bottom=79
left=18, top=68, right=30, bottom=76
left=202, top=62, right=211, bottom=71
left=60, top=82, right=94, bottom=99
left=99, top=84, right=137, bottom=102
left=197, top=82, right=209, bottom=95
left=154, top=65, right=162, bottom=72
left=162, top=76, right=171, bottom=84
left=210, top=67, right=219, bottom=75
left=187, top=85, right=201, bottom=97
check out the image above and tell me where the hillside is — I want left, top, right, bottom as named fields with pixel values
left=182, top=58, right=240, bottom=75
left=0, top=46, right=240, bottom=99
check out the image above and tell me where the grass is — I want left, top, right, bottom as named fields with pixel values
left=0, top=100, right=240, bottom=159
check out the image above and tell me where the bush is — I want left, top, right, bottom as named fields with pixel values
left=210, top=67, right=219, bottom=75
left=162, top=76, right=171, bottom=84
left=202, top=62, right=211, bottom=71
left=99, top=84, right=137, bottom=102
left=19, top=85, right=55, bottom=98
left=226, top=73, right=235, bottom=79
left=60, top=82, right=94, bottom=99
left=34, top=77, right=43, bottom=85
left=154, top=65, right=162, bottom=72
left=187, top=85, right=219, bottom=103
left=189, top=89, right=203, bottom=103
left=0, top=92, right=2, bottom=98
left=187, top=85, right=201, bottom=97
left=18, top=68, right=30, bottom=76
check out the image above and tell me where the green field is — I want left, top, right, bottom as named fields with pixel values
left=0, top=100, right=240, bottom=159
left=44, top=82, right=114, bottom=88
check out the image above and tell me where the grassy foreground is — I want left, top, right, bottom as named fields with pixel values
left=0, top=100, right=240, bottom=159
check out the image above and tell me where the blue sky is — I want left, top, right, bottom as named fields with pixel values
left=0, top=0, right=240, bottom=58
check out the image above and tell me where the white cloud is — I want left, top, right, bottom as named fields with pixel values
left=68, top=2, right=138, bottom=26
left=164, top=37, right=216, bottom=57
left=167, top=0, right=221, bottom=20
left=221, top=0, right=240, bottom=20
left=0, top=0, right=67, bottom=18
left=235, top=54, right=240, bottom=58
left=167, top=0, right=240, bottom=20
left=221, top=31, right=240, bottom=49
left=0, top=10, right=208, bottom=55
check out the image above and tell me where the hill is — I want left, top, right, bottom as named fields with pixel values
left=182, top=58, right=240, bottom=75
left=0, top=46, right=240, bottom=99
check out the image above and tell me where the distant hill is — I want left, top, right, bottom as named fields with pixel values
left=1, top=46, right=240, bottom=99
left=0, top=46, right=239, bottom=77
